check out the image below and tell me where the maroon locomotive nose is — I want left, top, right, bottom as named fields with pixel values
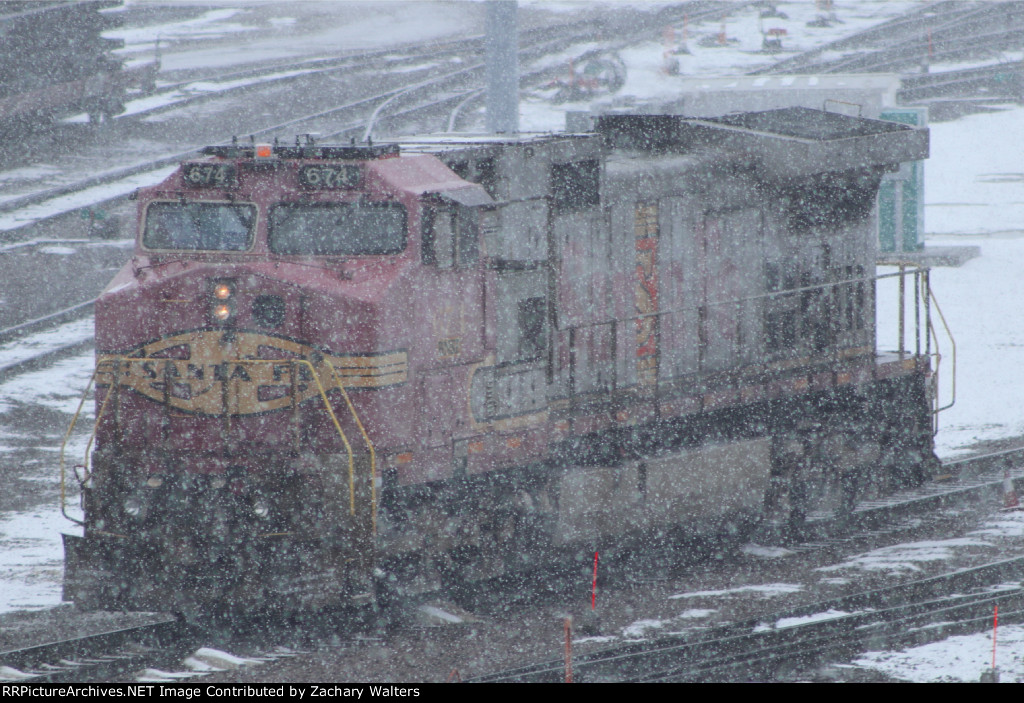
left=64, top=109, right=936, bottom=614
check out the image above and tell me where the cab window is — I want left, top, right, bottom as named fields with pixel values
left=143, top=202, right=256, bottom=251
left=269, top=202, right=407, bottom=256
left=422, top=205, right=478, bottom=268
left=422, top=206, right=455, bottom=268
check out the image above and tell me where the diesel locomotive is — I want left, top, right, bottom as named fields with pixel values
left=62, top=107, right=938, bottom=612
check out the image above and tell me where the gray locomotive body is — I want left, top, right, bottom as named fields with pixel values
left=383, top=107, right=935, bottom=584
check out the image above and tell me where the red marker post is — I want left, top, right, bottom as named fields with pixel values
left=992, top=605, right=998, bottom=670
left=982, top=605, right=1000, bottom=682
left=564, top=617, right=573, bottom=683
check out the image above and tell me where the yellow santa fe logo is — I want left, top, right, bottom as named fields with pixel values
left=98, top=330, right=407, bottom=416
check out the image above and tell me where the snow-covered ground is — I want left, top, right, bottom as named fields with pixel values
left=912, top=105, right=1024, bottom=457
left=1, top=0, right=1023, bottom=682
left=855, top=625, right=1024, bottom=683
left=107, top=2, right=485, bottom=71
left=0, top=351, right=92, bottom=614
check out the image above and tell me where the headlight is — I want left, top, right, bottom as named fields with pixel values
left=212, top=303, right=232, bottom=321
left=208, top=279, right=236, bottom=325
left=252, top=499, right=270, bottom=519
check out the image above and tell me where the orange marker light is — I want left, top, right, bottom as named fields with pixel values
left=213, top=283, right=232, bottom=300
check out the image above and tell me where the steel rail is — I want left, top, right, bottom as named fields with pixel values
left=0, top=298, right=97, bottom=384
left=470, top=557, right=1024, bottom=683
left=152, top=38, right=483, bottom=94
left=0, top=2, right=738, bottom=236
left=0, top=9, right=647, bottom=225
left=127, top=23, right=595, bottom=129
left=0, top=299, right=96, bottom=347
left=750, top=0, right=1024, bottom=112
left=752, top=1, right=996, bottom=75
left=817, top=26, right=1024, bottom=76
left=330, top=2, right=750, bottom=141
left=0, top=617, right=191, bottom=684
left=645, top=591, right=1023, bottom=682
left=147, top=16, right=614, bottom=95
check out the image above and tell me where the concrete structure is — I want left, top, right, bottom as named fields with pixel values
left=485, top=1, right=519, bottom=134
left=608, top=73, right=900, bottom=119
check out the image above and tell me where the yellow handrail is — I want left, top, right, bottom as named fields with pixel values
left=59, top=356, right=372, bottom=525
left=926, top=283, right=956, bottom=415
left=58, top=361, right=109, bottom=525
left=81, top=357, right=121, bottom=484
left=322, top=358, right=377, bottom=534
left=291, top=358, right=357, bottom=513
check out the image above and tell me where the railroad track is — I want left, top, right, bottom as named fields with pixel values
left=0, top=617, right=191, bottom=683
left=0, top=298, right=96, bottom=384
left=756, top=1, right=1023, bottom=76
left=3, top=1, right=1018, bottom=240
left=772, top=446, right=1024, bottom=551
left=0, top=17, right=564, bottom=202
left=897, top=61, right=1024, bottom=105
left=0, top=42, right=516, bottom=222
left=0, top=615, right=315, bottom=683
left=4, top=462, right=1017, bottom=685
left=130, top=17, right=620, bottom=134
left=471, top=556, right=1024, bottom=683
left=751, top=1, right=1024, bottom=110
left=0, top=1, right=747, bottom=238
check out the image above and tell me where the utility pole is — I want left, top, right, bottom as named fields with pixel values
left=485, top=1, right=519, bottom=134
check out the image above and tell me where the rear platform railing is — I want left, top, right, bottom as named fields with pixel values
left=59, top=356, right=376, bottom=530
left=924, top=272, right=956, bottom=428
left=884, top=263, right=955, bottom=430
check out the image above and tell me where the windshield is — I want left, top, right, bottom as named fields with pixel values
left=268, top=202, right=407, bottom=256
left=143, top=201, right=255, bottom=251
